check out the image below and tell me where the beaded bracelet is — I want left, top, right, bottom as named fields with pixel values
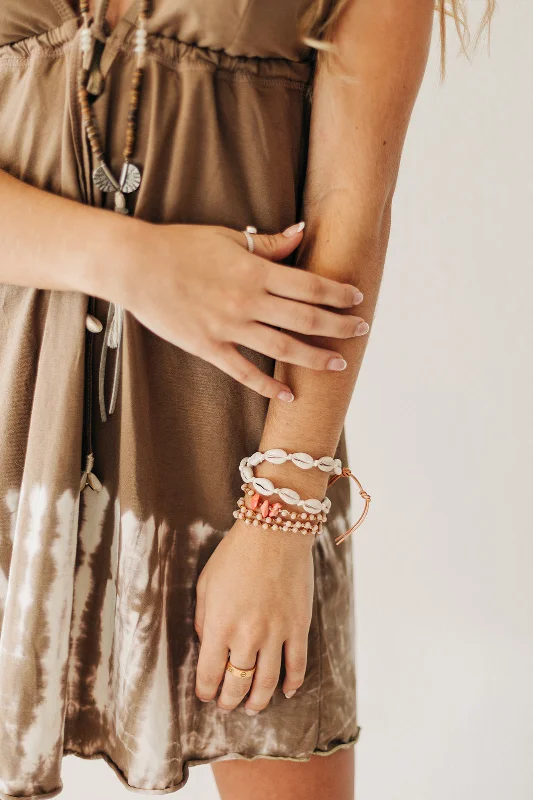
left=233, top=496, right=323, bottom=536
left=234, top=469, right=371, bottom=545
left=240, top=450, right=342, bottom=476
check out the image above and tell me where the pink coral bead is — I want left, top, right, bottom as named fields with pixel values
left=260, top=500, right=270, bottom=518
left=250, top=493, right=261, bottom=510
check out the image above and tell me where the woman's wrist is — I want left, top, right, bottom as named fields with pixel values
left=73, top=210, right=148, bottom=304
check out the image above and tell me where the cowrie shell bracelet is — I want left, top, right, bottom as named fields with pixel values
left=241, top=477, right=332, bottom=515
left=235, top=448, right=372, bottom=546
left=240, top=450, right=343, bottom=477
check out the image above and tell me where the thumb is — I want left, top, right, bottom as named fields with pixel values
left=245, top=221, right=306, bottom=262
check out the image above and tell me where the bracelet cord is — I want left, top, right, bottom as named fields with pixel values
left=327, top=468, right=371, bottom=546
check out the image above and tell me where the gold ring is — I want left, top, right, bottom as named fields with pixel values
left=226, top=658, right=256, bottom=679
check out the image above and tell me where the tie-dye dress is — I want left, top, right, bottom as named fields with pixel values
left=0, top=1, right=359, bottom=796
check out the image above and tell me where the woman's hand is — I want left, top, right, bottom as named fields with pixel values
left=105, top=220, right=368, bottom=401
left=194, top=520, right=315, bottom=713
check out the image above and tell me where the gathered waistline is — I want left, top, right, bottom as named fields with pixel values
left=0, top=18, right=313, bottom=88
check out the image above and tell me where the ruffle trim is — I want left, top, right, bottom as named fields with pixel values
left=0, top=729, right=361, bottom=799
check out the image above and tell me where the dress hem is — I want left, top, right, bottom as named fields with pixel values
left=0, top=729, right=361, bottom=800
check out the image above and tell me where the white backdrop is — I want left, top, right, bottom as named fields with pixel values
left=62, top=2, right=533, bottom=797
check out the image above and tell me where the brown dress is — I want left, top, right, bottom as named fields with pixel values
left=0, top=1, right=359, bottom=796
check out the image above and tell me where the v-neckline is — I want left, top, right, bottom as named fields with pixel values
left=51, top=0, right=140, bottom=35
left=91, top=0, right=138, bottom=35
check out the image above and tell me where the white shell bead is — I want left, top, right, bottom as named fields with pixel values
left=317, top=456, right=336, bottom=472
left=240, top=465, right=254, bottom=482
left=291, top=452, right=314, bottom=469
left=302, top=499, right=323, bottom=514
left=86, top=314, right=103, bottom=333
left=248, top=451, right=263, bottom=467
left=264, top=448, right=288, bottom=465
left=278, top=487, right=300, bottom=505
left=323, top=497, right=332, bottom=513
left=251, top=477, right=275, bottom=496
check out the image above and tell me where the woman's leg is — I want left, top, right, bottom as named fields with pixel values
left=211, top=745, right=354, bottom=800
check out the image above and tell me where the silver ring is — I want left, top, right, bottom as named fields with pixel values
left=243, top=225, right=257, bottom=254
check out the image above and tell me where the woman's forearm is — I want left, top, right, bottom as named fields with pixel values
left=253, top=0, right=434, bottom=507
left=0, top=167, right=124, bottom=296
left=254, top=207, right=390, bottom=503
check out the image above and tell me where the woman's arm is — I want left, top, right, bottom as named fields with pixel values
left=0, top=169, right=364, bottom=399
left=254, top=0, right=435, bottom=502
left=194, top=0, right=434, bottom=715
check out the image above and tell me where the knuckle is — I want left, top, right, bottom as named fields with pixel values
left=224, top=681, right=249, bottom=700
left=232, top=361, right=256, bottom=387
left=272, top=335, right=291, bottom=361
left=341, top=315, right=359, bottom=338
left=286, top=654, right=308, bottom=675
left=304, top=275, right=323, bottom=304
left=254, top=672, right=280, bottom=692
left=307, top=348, right=326, bottom=371
left=296, top=305, right=318, bottom=333
left=262, top=233, right=279, bottom=252
left=197, top=669, right=221, bottom=688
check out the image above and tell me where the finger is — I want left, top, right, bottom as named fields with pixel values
left=281, top=635, right=308, bottom=699
left=193, top=579, right=206, bottom=643
left=224, top=223, right=306, bottom=262
left=208, top=343, right=295, bottom=402
left=244, top=639, right=283, bottom=714
left=256, top=294, right=369, bottom=340
left=217, top=644, right=258, bottom=712
left=264, top=262, right=362, bottom=309
left=235, top=323, right=349, bottom=372
left=195, top=630, right=229, bottom=702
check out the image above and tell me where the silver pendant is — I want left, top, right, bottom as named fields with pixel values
left=119, top=162, right=142, bottom=194
left=92, top=162, right=142, bottom=194
left=93, top=163, right=119, bottom=193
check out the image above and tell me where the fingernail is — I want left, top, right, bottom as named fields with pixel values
left=198, top=697, right=212, bottom=703
left=282, top=221, right=305, bottom=238
left=245, top=708, right=259, bottom=716
left=353, top=290, right=364, bottom=305
left=327, top=358, right=347, bottom=371
left=356, top=322, right=370, bottom=336
left=284, top=690, right=296, bottom=699
left=277, top=390, right=295, bottom=403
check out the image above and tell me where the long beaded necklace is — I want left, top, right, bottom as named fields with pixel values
left=79, top=0, right=149, bottom=214
left=78, top=0, right=151, bottom=434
